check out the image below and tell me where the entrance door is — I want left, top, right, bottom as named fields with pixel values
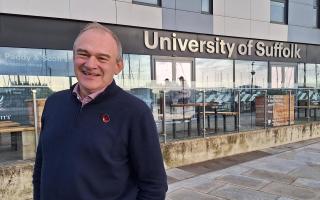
left=153, top=57, right=194, bottom=87
left=271, top=62, right=296, bottom=88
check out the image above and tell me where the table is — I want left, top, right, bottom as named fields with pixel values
left=0, top=121, right=36, bottom=160
left=295, top=105, right=320, bottom=120
left=171, top=102, right=219, bottom=135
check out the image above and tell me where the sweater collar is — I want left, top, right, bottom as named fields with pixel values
left=70, top=80, right=119, bottom=104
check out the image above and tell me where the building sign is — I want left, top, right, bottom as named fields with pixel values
left=143, top=31, right=304, bottom=61
left=0, top=14, right=318, bottom=63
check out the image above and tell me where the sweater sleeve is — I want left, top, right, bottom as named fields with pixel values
left=128, top=109, right=168, bottom=200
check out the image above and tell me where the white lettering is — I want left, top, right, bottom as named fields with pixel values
left=178, top=38, right=189, bottom=51
left=188, top=40, right=199, bottom=52
left=295, top=44, right=301, bottom=58
left=206, top=41, right=215, bottom=53
left=144, top=31, right=158, bottom=49
left=160, top=37, right=171, bottom=50
left=256, top=42, right=265, bottom=56
left=247, top=40, right=253, bottom=56
left=226, top=43, right=235, bottom=58
left=238, top=44, right=247, bottom=55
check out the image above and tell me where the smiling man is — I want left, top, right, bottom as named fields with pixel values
left=33, top=22, right=167, bottom=200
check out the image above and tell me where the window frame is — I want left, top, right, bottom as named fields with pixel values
left=270, top=0, right=288, bottom=25
left=132, top=0, right=161, bottom=7
left=315, top=0, right=320, bottom=28
left=201, top=0, right=213, bottom=14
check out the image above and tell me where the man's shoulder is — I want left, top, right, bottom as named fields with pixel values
left=116, top=89, right=151, bottom=112
left=45, top=89, right=71, bottom=107
left=47, top=89, right=70, bottom=101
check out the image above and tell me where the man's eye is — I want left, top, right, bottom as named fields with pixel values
left=98, top=57, right=108, bottom=62
left=77, top=53, right=89, bottom=57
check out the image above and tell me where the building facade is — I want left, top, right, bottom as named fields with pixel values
left=0, top=0, right=320, bottom=141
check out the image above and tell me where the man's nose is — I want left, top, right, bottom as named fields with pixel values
left=84, top=56, right=98, bottom=69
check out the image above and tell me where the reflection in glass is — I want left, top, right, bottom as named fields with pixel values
left=133, top=0, right=159, bottom=5
left=283, top=67, right=295, bottom=88
left=235, top=60, right=268, bottom=88
left=176, top=62, right=192, bottom=88
left=195, top=58, right=233, bottom=88
left=0, top=47, right=73, bottom=77
left=270, top=0, right=286, bottom=23
left=304, top=64, right=320, bottom=88
left=115, top=54, right=151, bottom=89
left=298, top=63, right=305, bottom=88
left=271, top=62, right=296, bottom=88
left=313, top=0, right=319, bottom=28
left=155, top=61, right=172, bottom=85
left=201, top=0, right=211, bottom=13
left=306, top=64, right=317, bottom=88
left=0, top=47, right=74, bottom=91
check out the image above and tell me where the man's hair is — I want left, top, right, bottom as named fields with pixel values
left=73, top=22, right=123, bottom=62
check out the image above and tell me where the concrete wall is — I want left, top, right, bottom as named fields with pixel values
left=0, top=161, right=33, bottom=200
left=1, top=0, right=320, bottom=44
left=1, top=122, right=320, bottom=199
left=162, top=122, right=320, bottom=168
left=0, top=0, right=162, bottom=29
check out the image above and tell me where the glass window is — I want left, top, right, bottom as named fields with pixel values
left=270, top=0, right=287, bottom=24
left=313, top=0, right=319, bottom=28
left=235, top=60, right=268, bottom=88
left=298, top=63, right=305, bottom=88
left=0, top=47, right=74, bottom=91
left=195, top=58, right=233, bottom=88
left=133, top=0, right=161, bottom=6
left=115, top=54, right=151, bottom=89
left=201, top=0, right=213, bottom=14
left=270, top=62, right=296, bottom=88
left=306, top=63, right=319, bottom=88
left=0, top=47, right=75, bottom=129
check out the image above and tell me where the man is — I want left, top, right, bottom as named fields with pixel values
left=33, top=22, right=167, bottom=200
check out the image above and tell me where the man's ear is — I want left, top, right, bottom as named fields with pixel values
left=115, top=60, right=124, bottom=75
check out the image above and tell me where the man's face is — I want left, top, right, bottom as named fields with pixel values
left=73, top=29, right=123, bottom=96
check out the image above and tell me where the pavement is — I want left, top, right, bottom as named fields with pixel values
left=166, top=137, right=320, bottom=200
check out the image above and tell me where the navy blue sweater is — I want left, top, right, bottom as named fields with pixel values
left=33, top=81, right=167, bottom=200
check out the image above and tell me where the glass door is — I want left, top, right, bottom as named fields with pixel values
left=271, top=62, right=297, bottom=88
left=153, top=56, right=194, bottom=87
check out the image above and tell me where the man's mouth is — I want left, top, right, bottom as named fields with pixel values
left=81, top=69, right=101, bottom=76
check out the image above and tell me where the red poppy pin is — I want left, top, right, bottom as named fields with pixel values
left=101, top=114, right=110, bottom=124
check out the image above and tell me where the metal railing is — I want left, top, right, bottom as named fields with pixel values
left=151, top=87, right=320, bottom=143
left=0, top=86, right=320, bottom=162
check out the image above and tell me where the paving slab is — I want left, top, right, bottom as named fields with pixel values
left=199, top=165, right=252, bottom=180
left=261, top=182, right=317, bottom=200
left=302, top=147, right=320, bottom=154
left=178, top=164, right=213, bottom=175
left=168, top=176, right=210, bottom=193
left=215, top=174, right=270, bottom=190
left=289, top=164, right=320, bottom=181
left=277, top=151, right=320, bottom=164
left=208, top=184, right=279, bottom=200
left=167, top=188, right=224, bottom=200
left=167, top=176, right=179, bottom=184
left=166, top=168, right=196, bottom=180
left=183, top=178, right=226, bottom=194
left=241, top=156, right=304, bottom=174
left=242, top=169, right=296, bottom=184
left=292, top=177, right=320, bottom=191
left=277, top=197, right=295, bottom=200
left=167, top=138, right=320, bottom=200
